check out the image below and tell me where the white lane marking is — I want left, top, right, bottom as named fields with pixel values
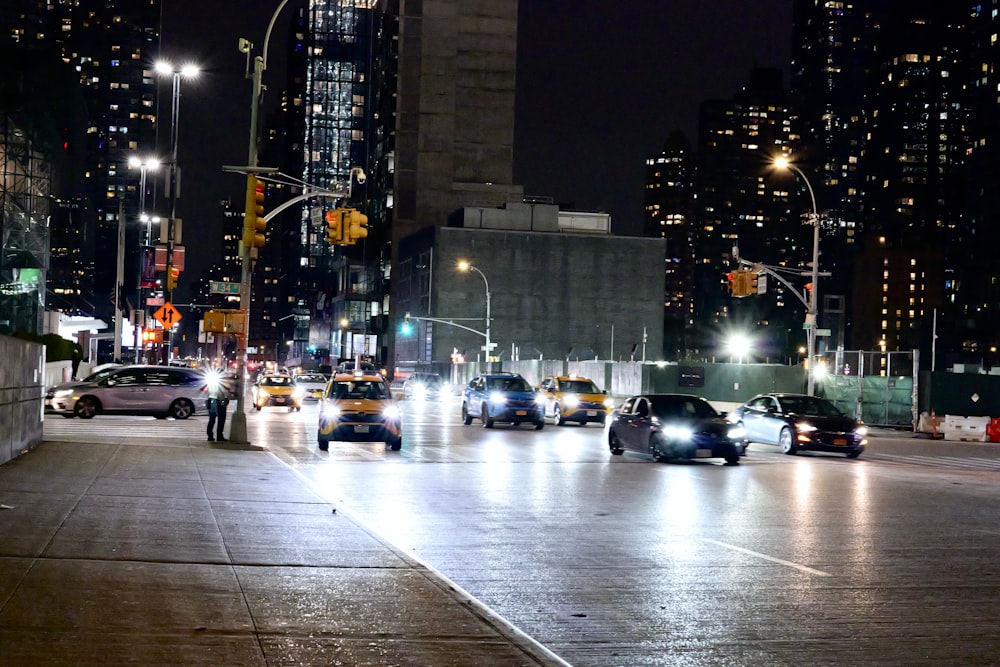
left=701, top=538, right=833, bottom=577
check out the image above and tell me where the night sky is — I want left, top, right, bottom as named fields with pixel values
left=162, top=1, right=792, bottom=280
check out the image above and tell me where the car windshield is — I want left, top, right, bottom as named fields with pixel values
left=648, top=395, right=718, bottom=420
left=263, top=376, right=293, bottom=386
left=296, top=375, right=326, bottom=383
left=83, top=367, right=122, bottom=383
left=778, top=396, right=844, bottom=417
left=561, top=380, right=599, bottom=393
left=330, top=380, right=389, bottom=399
left=486, top=376, right=532, bottom=392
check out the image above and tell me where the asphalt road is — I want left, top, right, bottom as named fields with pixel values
left=43, top=398, right=1000, bottom=666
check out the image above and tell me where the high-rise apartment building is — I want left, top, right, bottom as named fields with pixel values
left=644, top=131, right=695, bottom=356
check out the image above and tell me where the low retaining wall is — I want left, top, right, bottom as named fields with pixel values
left=0, top=335, right=45, bottom=465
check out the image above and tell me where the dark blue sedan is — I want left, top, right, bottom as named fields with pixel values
left=605, top=393, right=747, bottom=464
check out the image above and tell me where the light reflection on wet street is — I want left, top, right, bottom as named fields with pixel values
left=45, top=396, right=1000, bottom=665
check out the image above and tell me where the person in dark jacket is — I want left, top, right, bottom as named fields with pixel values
left=206, top=372, right=234, bottom=442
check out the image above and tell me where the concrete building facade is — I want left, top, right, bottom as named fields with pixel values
left=394, top=206, right=664, bottom=371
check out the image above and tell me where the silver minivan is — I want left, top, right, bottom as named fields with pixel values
left=49, top=365, right=208, bottom=419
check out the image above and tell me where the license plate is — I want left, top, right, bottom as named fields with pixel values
left=694, top=448, right=713, bottom=458
left=354, top=425, right=370, bottom=433
left=274, top=397, right=286, bottom=403
left=833, top=438, right=847, bottom=445
left=515, top=410, right=527, bottom=416
left=587, top=411, right=597, bottom=416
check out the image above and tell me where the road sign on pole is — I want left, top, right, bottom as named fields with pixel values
left=210, top=281, right=241, bottom=295
left=151, top=302, right=182, bottom=328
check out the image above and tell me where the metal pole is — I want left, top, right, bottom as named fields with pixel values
left=134, top=167, right=147, bottom=363
left=467, top=265, right=491, bottom=368
left=789, top=163, right=820, bottom=396
left=114, top=197, right=125, bottom=362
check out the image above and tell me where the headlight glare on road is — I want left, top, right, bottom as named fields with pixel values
left=382, top=404, right=402, bottom=420
left=663, top=425, right=693, bottom=440
left=489, top=392, right=507, bottom=405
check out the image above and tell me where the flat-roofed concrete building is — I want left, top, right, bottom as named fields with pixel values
left=394, top=204, right=664, bottom=369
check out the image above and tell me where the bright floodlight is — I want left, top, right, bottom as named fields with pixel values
left=155, top=60, right=200, bottom=77
left=726, top=334, right=752, bottom=359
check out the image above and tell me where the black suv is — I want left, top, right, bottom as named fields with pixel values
left=462, top=372, right=545, bottom=429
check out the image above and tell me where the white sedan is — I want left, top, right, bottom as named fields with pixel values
left=293, top=373, right=329, bottom=401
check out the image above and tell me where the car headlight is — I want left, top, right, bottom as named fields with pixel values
left=534, top=394, right=547, bottom=406
left=854, top=426, right=868, bottom=437
left=489, top=392, right=507, bottom=405
left=727, top=425, right=747, bottom=440
left=796, top=422, right=817, bottom=433
left=293, top=387, right=305, bottom=399
left=603, top=397, right=615, bottom=408
left=382, top=404, right=402, bottom=420
left=663, top=425, right=693, bottom=440
left=53, top=389, right=74, bottom=398
left=321, top=404, right=341, bottom=419
left=726, top=411, right=741, bottom=423
left=563, top=395, right=579, bottom=408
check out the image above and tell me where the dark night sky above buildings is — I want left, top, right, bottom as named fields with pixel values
left=163, top=1, right=792, bottom=276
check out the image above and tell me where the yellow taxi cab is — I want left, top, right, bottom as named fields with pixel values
left=317, top=370, right=402, bottom=451
left=537, top=374, right=614, bottom=426
left=253, top=373, right=302, bottom=412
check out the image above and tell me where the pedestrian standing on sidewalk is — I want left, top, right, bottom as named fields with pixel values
left=206, top=371, right=232, bottom=442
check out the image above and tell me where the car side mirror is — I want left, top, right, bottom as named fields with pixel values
left=602, top=389, right=608, bottom=395
left=766, top=406, right=777, bottom=414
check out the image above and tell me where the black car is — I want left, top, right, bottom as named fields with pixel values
left=605, top=393, right=747, bottom=464
left=729, top=393, right=867, bottom=458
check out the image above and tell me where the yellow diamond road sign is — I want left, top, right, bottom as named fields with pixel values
left=152, top=302, right=182, bottom=328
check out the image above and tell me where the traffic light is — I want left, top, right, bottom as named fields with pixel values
left=401, top=312, right=413, bottom=336
left=748, top=272, right=759, bottom=295
left=726, top=272, right=736, bottom=296
left=325, top=208, right=344, bottom=245
left=344, top=208, right=369, bottom=245
left=167, top=265, right=180, bottom=291
left=243, top=174, right=267, bottom=248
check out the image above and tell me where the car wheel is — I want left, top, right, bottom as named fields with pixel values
left=318, top=438, right=329, bottom=451
left=169, top=399, right=194, bottom=420
left=462, top=403, right=473, bottom=425
left=534, top=420, right=544, bottom=430
left=650, top=435, right=667, bottom=462
left=481, top=403, right=494, bottom=428
left=846, top=449, right=862, bottom=459
left=779, top=427, right=797, bottom=455
left=725, top=455, right=741, bottom=465
left=609, top=431, right=624, bottom=455
left=74, top=396, right=99, bottom=419
left=552, top=404, right=564, bottom=426
left=388, top=437, right=402, bottom=451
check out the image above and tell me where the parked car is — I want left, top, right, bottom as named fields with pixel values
left=317, top=370, right=402, bottom=450
left=402, top=372, right=446, bottom=400
left=728, top=393, right=867, bottom=458
left=605, top=393, right=747, bottom=464
left=253, top=373, right=301, bottom=411
left=293, top=372, right=329, bottom=401
left=462, top=372, right=545, bottom=429
left=48, top=365, right=208, bottom=419
left=537, top=374, right=614, bottom=426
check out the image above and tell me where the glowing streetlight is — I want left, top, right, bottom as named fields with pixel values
left=457, top=260, right=492, bottom=364
left=774, top=155, right=820, bottom=395
left=726, top=333, right=753, bottom=364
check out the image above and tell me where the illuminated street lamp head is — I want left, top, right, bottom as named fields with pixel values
left=340, top=318, right=349, bottom=328
left=773, top=155, right=790, bottom=170
left=155, top=60, right=200, bottom=78
left=129, top=156, right=160, bottom=170
left=457, top=260, right=471, bottom=272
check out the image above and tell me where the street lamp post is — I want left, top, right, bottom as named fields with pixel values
left=774, top=156, right=820, bottom=395
left=155, top=60, right=199, bottom=362
left=128, top=156, right=160, bottom=363
left=457, top=261, right=492, bottom=365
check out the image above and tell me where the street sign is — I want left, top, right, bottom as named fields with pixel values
left=151, top=302, right=182, bottom=328
left=816, top=328, right=832, bottom=337
left=210, top=281, right=240, bottom=295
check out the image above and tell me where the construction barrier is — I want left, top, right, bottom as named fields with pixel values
left=942, top=415, right=990, bottom=442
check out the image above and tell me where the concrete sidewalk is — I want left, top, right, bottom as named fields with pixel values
left=0, top=439, right=565, bottom=666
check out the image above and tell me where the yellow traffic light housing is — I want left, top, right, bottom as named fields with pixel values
left=167, top=265, right=180, bottom=291
left=243, top=175, right=267, bottom=248
left=344, top=208, right=369, bottom=245
left=325, top=208, right=344, bottom=245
